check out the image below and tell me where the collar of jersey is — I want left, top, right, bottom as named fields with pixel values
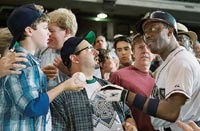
left=86, top=77, right=96, bottom=84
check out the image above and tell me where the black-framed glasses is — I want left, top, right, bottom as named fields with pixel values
left=74, top=46, right=94, bottom=55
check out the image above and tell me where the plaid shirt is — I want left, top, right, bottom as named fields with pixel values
left=50, top=77, right=132, bottom=131
left=0, top=45, right=51, bottom=131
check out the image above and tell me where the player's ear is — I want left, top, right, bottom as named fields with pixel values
left=168, top=27, right=174, bottom=36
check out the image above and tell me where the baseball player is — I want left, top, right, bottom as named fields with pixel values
left=99, top=11, right=200, bottom=131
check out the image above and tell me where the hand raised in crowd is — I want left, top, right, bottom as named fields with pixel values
left=47, top=72, right=86, bottom=102
left=53, top=56, right=70, bottom=75
left=176, top=120, right=200, bottom=131
left=61, top=72, right=86, bottom=91
left=0, top=51, right=27, bottom=78
left=42, top=65, right=58, bottom=80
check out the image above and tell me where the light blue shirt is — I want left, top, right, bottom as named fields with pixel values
left=0, top=44, right=51, bottom=131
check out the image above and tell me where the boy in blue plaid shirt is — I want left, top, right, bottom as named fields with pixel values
left=0, top=3, right=85, bottom=131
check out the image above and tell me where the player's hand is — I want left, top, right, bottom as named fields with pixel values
left=98, top=84, right=128, bottom=102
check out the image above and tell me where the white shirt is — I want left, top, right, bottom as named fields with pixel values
left=151, top=46, right=200, bottom=130
left=85, top=80, right=124, bottom=131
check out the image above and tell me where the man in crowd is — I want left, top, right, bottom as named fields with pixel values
left=36, top=8, right=78, bottom=89
left=177, top=22, right=197, bottom=53
left=50, top=31, right=138, bottom=131
left=94, top=35, right=108, bottom=50
left=109, top=33, right=155, bottom=131
left=113, top=36, right=134, bottom=69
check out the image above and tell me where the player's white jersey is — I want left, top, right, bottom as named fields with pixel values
left=151, top=46, right=200, bottom=131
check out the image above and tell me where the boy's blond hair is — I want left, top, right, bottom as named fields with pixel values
left=48, top=8, right=78, bottom=36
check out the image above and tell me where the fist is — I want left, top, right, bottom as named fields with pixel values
left=72, top=72, right=86, bottom=84
left=62, top=72, right=86, bottom=91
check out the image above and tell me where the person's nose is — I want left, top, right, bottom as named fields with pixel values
left=48, top=30, right=52, bottom=36
left=144, top=45, right=150, bottom=52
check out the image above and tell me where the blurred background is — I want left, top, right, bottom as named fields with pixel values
left=1, top=0, right=200, bottom=40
